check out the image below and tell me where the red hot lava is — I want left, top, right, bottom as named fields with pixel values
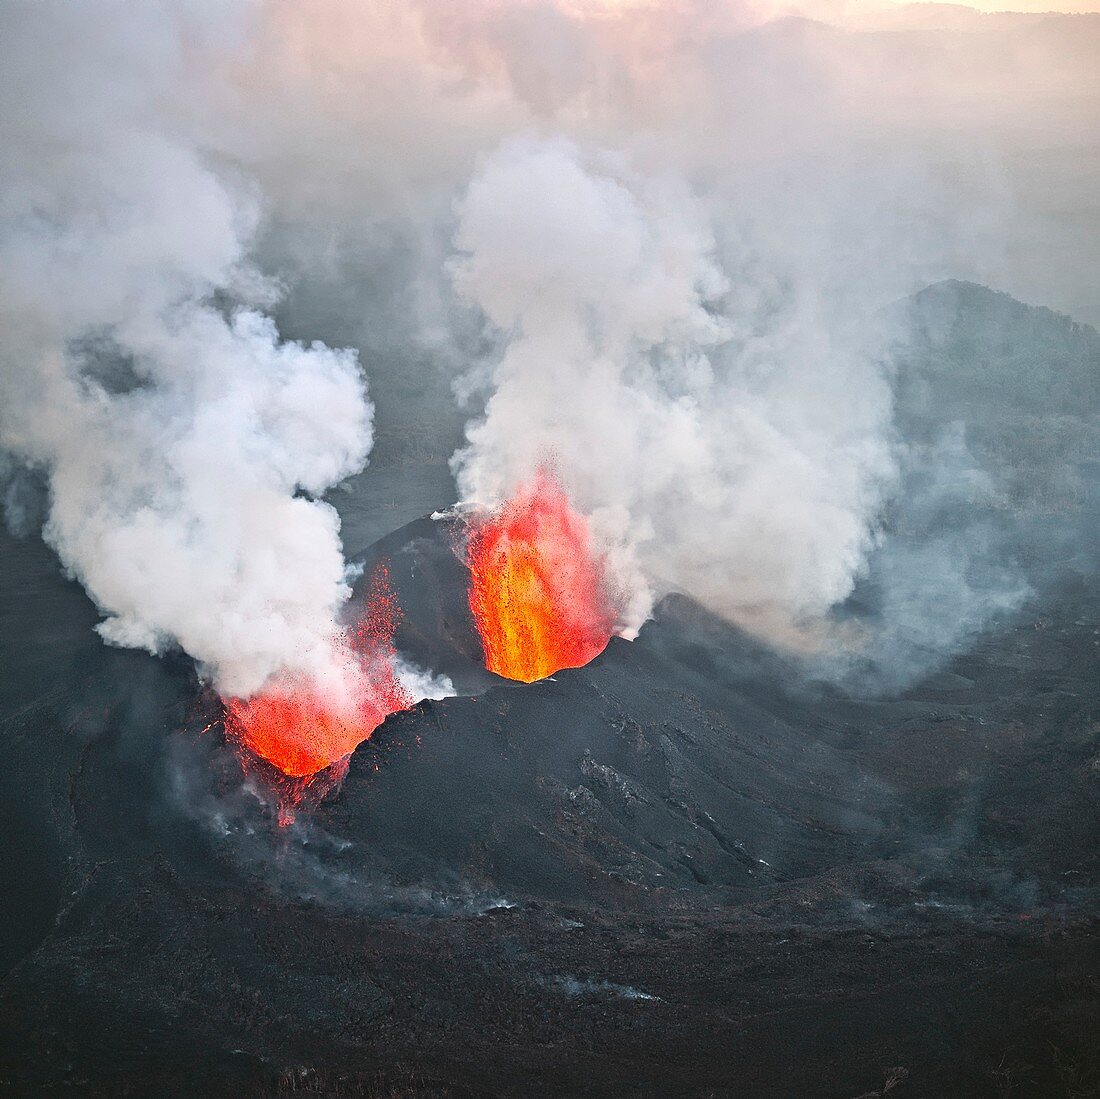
left=466, top=469, right=617, bottom=683
left=222, top=563, right=411, bottom=782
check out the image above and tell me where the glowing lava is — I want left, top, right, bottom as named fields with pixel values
left=466, top=470, right=616, bottom=683
left=222, top=564, right=411, bottom=780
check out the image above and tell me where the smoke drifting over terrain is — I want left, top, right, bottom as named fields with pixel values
left=3, top=0, right=1100, bottom=695
left=5, top=7, right=1100, bottom=1092
left=0, top=3, right=374, bottom=702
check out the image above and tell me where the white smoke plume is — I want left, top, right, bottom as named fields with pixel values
left=230, top=0, right=1095, bottom=668
left=4, top=0, right=1097, bottom=689
left=0, top=2, right=374, bottom=702
left=449, top=136, right=897, bottom=642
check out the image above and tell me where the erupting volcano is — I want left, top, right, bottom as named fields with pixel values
left=222, top=565, right=411, bottom=779
left=466, top=470, right=616, bottom=683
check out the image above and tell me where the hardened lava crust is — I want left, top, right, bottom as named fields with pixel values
left=0, top=511, right=1098, bottom=1096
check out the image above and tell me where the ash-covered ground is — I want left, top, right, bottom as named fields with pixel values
left=1, top=283, right=1099, bottom=1096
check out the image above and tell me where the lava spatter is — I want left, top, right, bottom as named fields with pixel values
left=222, top=562, right=411, bottom=785
left=466, top=470, right=616, bottom=683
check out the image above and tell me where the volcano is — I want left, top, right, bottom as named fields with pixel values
left=2, top=286, right=1100, bottom=1097
left=1, top=506, right=1099, bottom=1095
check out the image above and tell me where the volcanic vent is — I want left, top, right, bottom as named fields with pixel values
left=222, top=564, right=412, bottom=780
left=465, top=470, right=617, bottom=683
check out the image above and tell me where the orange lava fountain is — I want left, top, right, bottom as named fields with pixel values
left=466, top=470, right=616, bottom=683
left=222, top=564, right=412, bottom=781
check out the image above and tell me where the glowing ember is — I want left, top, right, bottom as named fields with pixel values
left=466, top=469, right=616, bottom=683
left=222, top=563, right=411, bottom=780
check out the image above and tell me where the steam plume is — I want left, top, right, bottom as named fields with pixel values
left=5, top=0, right=1097, bottom=693
left=232, top=0, right=1095, bottom=675
left=450, top=137, right=897, bottom=644
left=0, top=2, right=373, bottom=700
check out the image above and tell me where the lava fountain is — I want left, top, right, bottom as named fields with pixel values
left=222, top=564, right=411, bottom=780
left=466, top=470, right=616, bottom=683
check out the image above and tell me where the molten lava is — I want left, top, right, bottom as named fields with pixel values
left=222, top=563, right=411, bottom=780
left=467, top=470, right=616, bottom=683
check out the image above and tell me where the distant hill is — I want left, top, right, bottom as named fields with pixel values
left=892, top=280, right=1100, bottom=510
left=901, top=280, right=1100, bottom=414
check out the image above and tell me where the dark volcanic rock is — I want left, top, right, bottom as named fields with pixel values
left=1, top=505, right=1099, bottom=1095
left=333, top=516, right=891, bottom=906
left=349, top=513, right=497, bottom=695
left=330, top=631, right=890, bottom=907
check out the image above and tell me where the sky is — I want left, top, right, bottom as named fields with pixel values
left=938, top=1, right=1098, bottom=10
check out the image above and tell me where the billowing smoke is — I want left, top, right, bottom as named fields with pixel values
left=0, top=2, right=374, bottom=703
left=450, top=136, right=897, bottom=644
left=4, top=0, right=1098, bottom=696
left=415, top=0, right=1086, bottom=672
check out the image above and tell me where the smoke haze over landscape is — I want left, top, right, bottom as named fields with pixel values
left=5, top=0, right=1100, bottom=692
left=4, top=3, right=1100, bottom=1093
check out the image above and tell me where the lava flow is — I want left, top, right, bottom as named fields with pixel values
left=222, top=564, right=411, bottom=781
left=466, top=470, right=616, bottom=683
